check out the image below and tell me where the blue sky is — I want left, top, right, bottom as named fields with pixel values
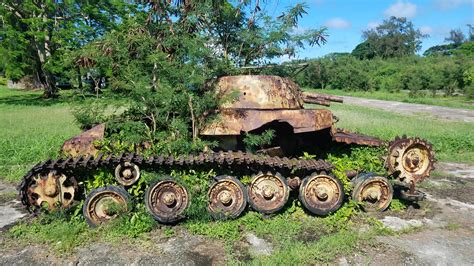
left=265, top=0, right=474, bottom=60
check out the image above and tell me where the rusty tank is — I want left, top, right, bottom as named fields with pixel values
left=19, top=75, right=435, bottom=226
left=200, top=75, right=384, bottom=156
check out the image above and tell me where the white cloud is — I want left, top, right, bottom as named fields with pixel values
left=420, top=26, right=434, bottom=35
left=292, top=26, right=307, bottom=35
left=367, top=21, right=380, bottom=30
left=384, top=1, right=417, bottom=18
left=324, top=18, right=351, bottom=29
left=435, top=0, right=473, bottom=10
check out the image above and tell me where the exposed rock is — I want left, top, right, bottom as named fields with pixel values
left=245, top=233, right=273, bottom=257
left=380, top=216, right=423, bottom=231
left=0, top=204, right=26, bottom=229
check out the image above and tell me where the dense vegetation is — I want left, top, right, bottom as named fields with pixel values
left=293, top=54, right=474, bottom=98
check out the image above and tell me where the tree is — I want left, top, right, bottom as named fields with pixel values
left=351, top=41, right=376, bottom=59
left=425, top=25, right=473, bottom=56
left=445, top=28, right=466, bottom=44
left=468, top=24, right=474, bottom=41
left=0, top=1, right=129, bottom=97
left=361, top=17, right=427, bottom=58
left=423, top=43, right=458, bottom=56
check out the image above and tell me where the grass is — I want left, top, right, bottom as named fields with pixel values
left=6, top=208, right=157, bottom=255
left=0, top=86, right=81, bottom=182
left=306, top=88, right=474, bottom=110
left=322, top=102, right=474, bottom=163
left=6, top=199, right=379, bottom=264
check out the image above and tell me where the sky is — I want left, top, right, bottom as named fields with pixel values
left=264, top=0, right=474, bottom=60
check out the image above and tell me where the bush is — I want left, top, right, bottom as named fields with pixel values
left=291, top=54, right=472, bottom=96
left=0, top=76, right=7, bottom=86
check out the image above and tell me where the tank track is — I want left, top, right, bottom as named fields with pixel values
left=19, top=151, right=334, bottom=212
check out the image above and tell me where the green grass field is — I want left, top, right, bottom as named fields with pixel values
left=307, top=88, right=474, bottom=110
left=0, top=87, right=80, bottom=182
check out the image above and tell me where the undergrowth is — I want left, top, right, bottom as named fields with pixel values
left=327, top=146, right=386, bottom=194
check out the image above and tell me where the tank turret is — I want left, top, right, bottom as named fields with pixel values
left=201, top=75, right=379, bottom=155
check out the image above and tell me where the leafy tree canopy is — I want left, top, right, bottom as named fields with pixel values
left=355, top=16, right=427, bottom=59
left=0, top=0, right=131, bottom=97
left=424, top=25, right=474, bottom=56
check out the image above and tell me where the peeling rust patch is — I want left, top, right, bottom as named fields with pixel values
left=61, top=124, right=105, bottom=157
left=332, top=128, right=385, bottom=147
left=217, top=75, right=304, bottom=110
left=201, top=109, right=334, bottom=135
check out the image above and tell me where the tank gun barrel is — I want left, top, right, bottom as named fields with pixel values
left=302, top=92, right=343, bottom=106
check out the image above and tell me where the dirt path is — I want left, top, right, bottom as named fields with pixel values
left=0, top=180, right=26, bottom=230
left=343, top=96, right=474, bottom=122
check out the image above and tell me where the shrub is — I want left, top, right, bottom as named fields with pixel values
left=0, top=76, right=7, bottom=86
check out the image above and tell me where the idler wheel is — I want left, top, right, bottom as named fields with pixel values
left=352, top=175, right=393, bottom=211
left=27, top=171, right=77, bottom=210
left=248, top=172, right=289, bottom=214
left=387, top=136, right=435, bottom=185
left=208, top=176, right=247, bottom=220
left=145, top=179, right=189, bottom=224
left=83, top=186, right=129, bottom=227
left=299, top=173, right=344, bottom=216
left=114, top=162, right=140, bottom=186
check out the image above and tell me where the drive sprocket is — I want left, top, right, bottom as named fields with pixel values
left=386, top=136, right=435, bottom=185
left=27, top=171, right=77, bottom=210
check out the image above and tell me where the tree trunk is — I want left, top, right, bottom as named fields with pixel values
left=77, top=67, right=83, bottom=90
left=37, top=5, right=57, bottom=98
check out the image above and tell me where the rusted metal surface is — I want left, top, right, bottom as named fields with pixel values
left=345, top=170, right=358, bottom=179
left=332, top=128, right=385, bottom=147
left=352, top=175, right=393, bottom=211
left=247, top=172, right=289, bottom=214
left=83, top=186, right=129, bottom=226
left=302, top=97, right=331, bottom=106
left=114, top=162, right=140, bottom=186
left=302, top=91, right=344, bottom=106
left=298, top=173, right=344, bottom=215
left=287, top=177, right=301, bottom=190
left=201, top=109, right=334, bottom=135
left=217, top=75, right=304, bottom=110
left=61, top=123, right=105, bottom=157
left=145, top=180, right=189, bottom=223
left=256, top=146, right=285, bottom=157
left=27, top=171, right=77, bottom=210
left=207, top=176, right=247, bottom=220
left=387, top=136, right=435, bottom=185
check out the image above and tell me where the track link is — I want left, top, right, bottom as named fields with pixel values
left=19, top=151, right=334, bottom=212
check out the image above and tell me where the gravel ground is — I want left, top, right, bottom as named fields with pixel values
left=343, top=96, right=474, bottom=122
